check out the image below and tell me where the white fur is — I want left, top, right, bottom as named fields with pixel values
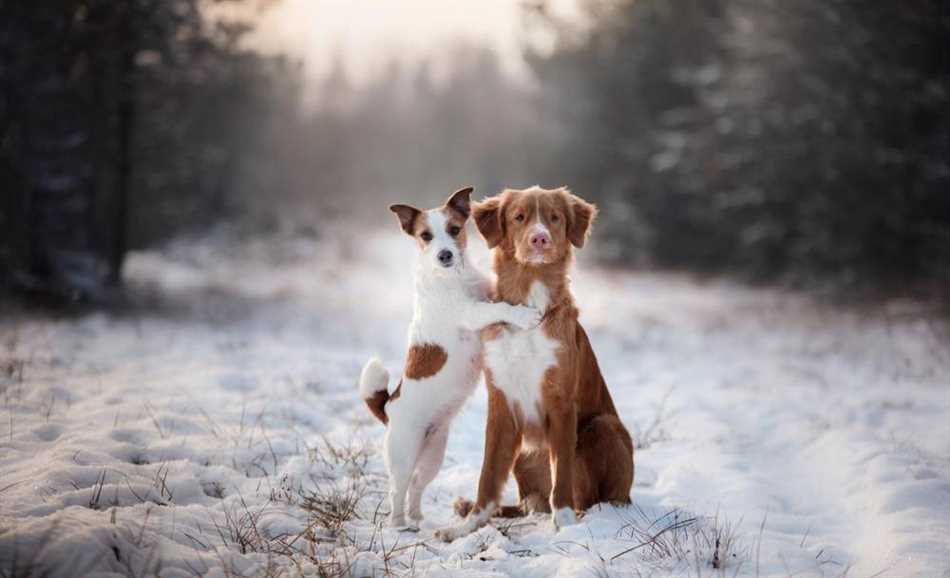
left=523, top=197, right=554, bottom=264
left=483, top=281, right=560, bottom=425
left=419, top=211, right=465, bottom=274
left=359, top=358, right=389, bottom=399
left=529, top=221, right=550, bottom=239
left=361, top=211, right=541, bottom=528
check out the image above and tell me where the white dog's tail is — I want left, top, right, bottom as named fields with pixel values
left=359, top=358, right=392, bottom=425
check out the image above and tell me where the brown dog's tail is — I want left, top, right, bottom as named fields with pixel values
left=359, top=358, right=391, bottom=425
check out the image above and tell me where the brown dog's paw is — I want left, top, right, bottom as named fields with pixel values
left=453, top=497, right=475, bottom=518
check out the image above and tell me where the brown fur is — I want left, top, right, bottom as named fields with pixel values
left=405, top=344, right=448, bottom=380
left=446, top=186, right=473, bottom=220
left=390, top=204, right=421, bottom=236
left=365, top=389, right=391, bottom=425
left=467, top=186, right=634, bottom=522
left=444, top=210, right=468, bottom=252
left=365, top=379, right=402, bottom=425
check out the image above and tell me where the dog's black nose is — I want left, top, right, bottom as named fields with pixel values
left=438, top=249, right=454, bottom=266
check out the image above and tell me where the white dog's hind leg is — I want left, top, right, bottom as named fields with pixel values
left=384, top=422, right=425, bottom=528
left=407, top=425, right=449, bottom=522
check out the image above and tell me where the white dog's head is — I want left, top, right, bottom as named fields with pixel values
left=390, top=187, right=473, bottom=275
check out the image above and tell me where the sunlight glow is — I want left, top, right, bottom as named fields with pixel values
left=247, top=0, right=532, bottom=85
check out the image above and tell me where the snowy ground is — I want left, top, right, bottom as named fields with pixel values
left=2, top=227, right=949, bottom=578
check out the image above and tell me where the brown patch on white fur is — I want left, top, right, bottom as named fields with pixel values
left=462, top=185, right=633, bottom=529
left=364, top=378, right=402, bottom=425
left=405, top=343, right=448, bottom=380
left=442, top=187, right=472, bottom=252
left=445, top=186, right=473, bottom=220
left=406, top=207, right=468, bottom=252
left=410, top=211, right=433, bottom=249
left=390, top=204, right=422, bottom=236
left=444, top=208, right=468, bottom=251
left=390, top=205, right=442, bottom=251
left=364, top=389, right=391, bottom=425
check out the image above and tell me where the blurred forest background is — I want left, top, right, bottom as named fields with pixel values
left=1, top=0, right=948, bottom=300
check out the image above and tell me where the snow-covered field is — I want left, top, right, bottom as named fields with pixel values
left=2, top=227, right=949, bottom=578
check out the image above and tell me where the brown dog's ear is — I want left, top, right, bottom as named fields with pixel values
left=566, top=191, right=598, bottom=248
left=389, top=204, right=422, bottom=236
left=445, top=186, right=474, bottom=220
left=472, top=194, right=506, bottom=248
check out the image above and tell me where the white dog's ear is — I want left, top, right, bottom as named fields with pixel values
left=564, top=189, right=598, bottom=248
left=472, top=193, right=507, bottom=249
left=445, top=186, right=474, bottom=220
left=389, top=204, right=422, bottom=236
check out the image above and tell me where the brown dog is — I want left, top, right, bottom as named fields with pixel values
left=436, top=186, right=634, bottom=541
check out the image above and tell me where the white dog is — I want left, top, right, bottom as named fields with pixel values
left=359, top=187, right=541, bottom=528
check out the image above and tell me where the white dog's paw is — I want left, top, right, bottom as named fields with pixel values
left=508, top=305, right=542, bottom=329
left=435, top=503, right=494, bottom=541
left=408, top=508, right=424, bottom=523
left=552, top=507, right=577, bottom=530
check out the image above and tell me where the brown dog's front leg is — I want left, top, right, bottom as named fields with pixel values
left=436, top=385, right=521, bottom=541
left=475, top=387, right=522, bottom=510
left=547, top=402, right=578, bottom=529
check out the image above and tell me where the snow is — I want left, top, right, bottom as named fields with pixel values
left=2, top=226, right=949, bottom=577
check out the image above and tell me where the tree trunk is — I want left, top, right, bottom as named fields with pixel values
left=109, top=0, right=135, bottom=286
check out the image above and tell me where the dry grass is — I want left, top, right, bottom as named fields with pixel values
left=214, top=493, right=270, bottom=555
left=310, top=435, right=373, bottom=476
left=609, top=505, right=750, bottom=577
left=87, top=469, right=110, bottom=510
left=632, top=387, right=675, bottom=450
left=297, top=478, right=365, bottom=539
left=189, top=434, right=409, bottom=578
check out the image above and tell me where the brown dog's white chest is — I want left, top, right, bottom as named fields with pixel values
left=483, top=281, right=560, bottom=424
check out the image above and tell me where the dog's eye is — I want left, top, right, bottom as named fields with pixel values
left=514, top=214, right=525, bottom=223
left=551, top=214, right=560, bottom=223
left=448, top=225, right=461, bottom=237
left=420, top=231, right=433, bottom=242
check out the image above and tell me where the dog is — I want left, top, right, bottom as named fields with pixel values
left=435, top=185, right=634, bottom=541
left=359, top=186, right=542, bottom=528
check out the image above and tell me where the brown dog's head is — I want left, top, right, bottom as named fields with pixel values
left=472, top=186, right=597, bottom=266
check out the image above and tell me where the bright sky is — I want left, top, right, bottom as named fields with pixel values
left=247, top=0, right=533, bottom=85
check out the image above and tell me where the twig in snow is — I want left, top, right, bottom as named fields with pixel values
left=633, top=386, right=675, bottom=449
left=755, top=509, right=767, bottom=578
left=143, top=403, right=167, bottom=439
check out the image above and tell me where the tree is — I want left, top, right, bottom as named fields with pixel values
left=0, top=0, right=297, bottom=297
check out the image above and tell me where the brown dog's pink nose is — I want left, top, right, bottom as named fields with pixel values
left=530, top=231, right=550, bottom=248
